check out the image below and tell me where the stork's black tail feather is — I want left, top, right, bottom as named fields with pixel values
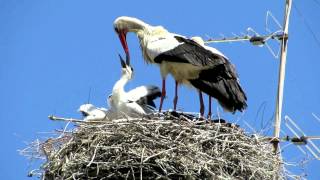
left=189, top=77, right=247, bottom=113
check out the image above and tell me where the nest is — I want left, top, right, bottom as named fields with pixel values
left=22, top=112, right=285, bottom=179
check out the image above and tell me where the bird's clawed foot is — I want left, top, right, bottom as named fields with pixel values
left=207, top=112, right=212, bottom=120
left=199, top=104, right=205, bottom=120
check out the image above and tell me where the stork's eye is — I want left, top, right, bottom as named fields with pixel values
left=114, top=27, right=119, bottom=33
left=130, top=67, right=133, bottom=72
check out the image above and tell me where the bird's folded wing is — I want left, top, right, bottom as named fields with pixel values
left=126, top=85, right=161, bottom=107
left=154, top=36, right=228, bottom=68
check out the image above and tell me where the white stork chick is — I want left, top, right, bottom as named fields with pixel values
left=78, top=103, right=108, bottom=121
left=114, top=16, right=247, bottom=116
left=108, top=54, right=161, bottom=118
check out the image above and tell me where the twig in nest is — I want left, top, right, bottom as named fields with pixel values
left=143, top=147, right=177, bottom=163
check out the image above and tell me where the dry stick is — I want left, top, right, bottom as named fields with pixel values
left=131, top=166, right=136, bottom=180
left=140, top=147, right=145, bottom=180
left=174, top=130, right=185, bottom=142
left=87, top=142, right=100, bottom=167
left=57, top=121, right=72, bottom=139
left=49, top=115, right=158, bottom=124
left=72, top=173, right=77, bottom=180
left=143, top=147, right=177, bottom=163
left=48, top=115, right=102, bottom=123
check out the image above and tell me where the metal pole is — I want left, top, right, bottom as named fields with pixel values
left=273, top=0, right=292, bottom=152
left=205, top=33, right=284, bottom=44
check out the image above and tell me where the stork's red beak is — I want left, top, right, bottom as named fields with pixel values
left=118, top=30, right=130, bottom=65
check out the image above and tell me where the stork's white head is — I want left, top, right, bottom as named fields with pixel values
left=78, top=104, right=96, bottom=117
left=114, top=16, right=150, bottom=64
left=114, top=16, right=148, bottom=33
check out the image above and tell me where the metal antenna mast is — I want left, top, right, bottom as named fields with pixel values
left=273, top=0, right=292, bottom=152
left=203, top=0, right=293, bottom=152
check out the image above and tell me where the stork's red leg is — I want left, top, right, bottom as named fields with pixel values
left=207, top=96, right=212, bottom=119
left=173, top=81, right=178, bottom=111
left=199, top=91, right=205, bottom=118
left=159, top=78, right=166, bottom=112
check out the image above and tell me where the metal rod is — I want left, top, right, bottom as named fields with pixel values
left=273, top=0, right=292, bottom=152
left=205, top=33, right=284, bottom=44
left=264, top=136, right=320, bottom=142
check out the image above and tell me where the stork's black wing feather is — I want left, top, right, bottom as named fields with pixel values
left=189, top=69, right=247, bottom=113
left=154, top=36, right=227, bottom=67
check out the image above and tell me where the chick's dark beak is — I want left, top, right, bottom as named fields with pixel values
left=118, top=54, right=126, bottom=68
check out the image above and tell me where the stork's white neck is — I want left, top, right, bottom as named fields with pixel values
left=112, top=75, right=129, bottom=97
left=136, top=26, right=169, bottom=63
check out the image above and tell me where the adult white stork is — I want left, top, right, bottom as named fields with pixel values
left=113, top=16, right=247, bottom=116
left=108, top=54, right=161, bottom=117
left=78, top=103, right=109, bottom=121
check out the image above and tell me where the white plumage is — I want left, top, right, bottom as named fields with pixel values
left=78, top=104, right=109, bottom=121
left=108, top=55, right=161, bottom=118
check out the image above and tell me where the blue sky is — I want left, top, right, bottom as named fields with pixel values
left=1, top=0, right=319, bottom=179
